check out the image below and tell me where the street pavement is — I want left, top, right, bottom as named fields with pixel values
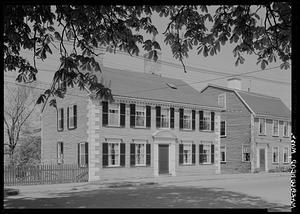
left=3, top=172, right=291, bottom=211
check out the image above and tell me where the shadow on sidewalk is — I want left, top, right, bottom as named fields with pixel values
left=4, top=184, right=290, bottom=211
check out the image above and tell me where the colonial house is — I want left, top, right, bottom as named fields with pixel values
left=41, top=66, right=224, bottom=181
left=200, top=77, right=291, bottom=173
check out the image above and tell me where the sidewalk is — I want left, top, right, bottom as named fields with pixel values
left=5, top=172, right=290, bottom=196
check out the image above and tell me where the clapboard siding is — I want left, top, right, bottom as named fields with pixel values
left=201, top=86, right=252, bottom=173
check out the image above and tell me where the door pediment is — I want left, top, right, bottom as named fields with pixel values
left=152, top=130, right=177, bottom=141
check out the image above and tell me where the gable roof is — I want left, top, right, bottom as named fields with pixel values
left=92, top=66, right=222, bottom=110
left=201, top=84, right=291, bottom=120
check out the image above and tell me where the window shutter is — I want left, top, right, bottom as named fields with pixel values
left=199, top=111, right=204, bottom=130
left=130, top=143, right=135, bottom=166
left=61, top=109, right=64, bottom=130
left=146, top=106, right=151, bottom=128
left=120, top=143, right=126, bottom=167
left=211, top=144, right=215, bottom=164
left=85, top=142, right=88, bottom=166
left=73, top=105, right=77, bottom=128
left=211, top=112, right=215, bottom=131
left=67, top=107, right=70, bottom=129
left=192, top=110, right=196, bottom=130
left=170, top=108, right=174, bottom=129
left=192, top=144, right=196, bottom=164
left=120, top=103, right=126, bottom=127
left=199, top=144, right=204, bottom=164
left=57, top=142, right=59, bottom=163
left=102, top=101, right=108, bottom=126
left=102, top=143, right=108, bottom=167
left=130, top=104, right=136, bottom=127
left=179, top=144, right=183, bottom=164
left=179, top=109, right=184, bottom=129
left=146, top=144, right=151, bottom=166
left=156, top=106, right=161, bottom=128
left=77, top=143, right=80, bottom=166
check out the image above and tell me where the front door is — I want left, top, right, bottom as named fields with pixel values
left=259, top=148, right=265, bottom=171
left=159, top=144, right=169, bottom=174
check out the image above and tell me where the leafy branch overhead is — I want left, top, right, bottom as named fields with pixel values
left=4, top=4, right=291, bottom=110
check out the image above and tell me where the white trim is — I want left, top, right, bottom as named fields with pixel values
left=57, top=141, right=64, bottom=164
left=242, top=144, right=251, bottom=162
left=283, top=121, right=289, bottom=137
left=283, top=147, right=289, bottom=163
left=160, top=107, right=170, bottom=129
left=107, top=141, right=121, bottom=167
left=108, top=103, right=120, bottom=127
left=272, top=146, right=279, bottom=163
left=272, top=120, right=279, bottom=136
left=220, top=120, right=226, bottom=137
left=68, top=104, right=76, bottom=129
left=220, top=145, right=226, bottom=163
left=234, top=91, right=255, bottom=115
left=134, top=141, right=147, bottom=166
left=79, top=142, right=88, bottom=166
left=182, top=109, right=192, bottom=130
left=181, top=142, right=193, bottom=165
left=258, top=118, right=266, bottom=135
left=57, top=108, right=64, bottom=131
left=135, top=105, right=146, bottom=128
left=218, top=93, right=226, bottom=108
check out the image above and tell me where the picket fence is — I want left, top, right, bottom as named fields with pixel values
left=4, top=164, right=88, bottom=186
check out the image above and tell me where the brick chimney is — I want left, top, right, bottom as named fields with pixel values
left=227, top=77, right=242, bottom=90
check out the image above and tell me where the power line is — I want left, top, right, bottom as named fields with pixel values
left=17, top=39, right=291, bottom=86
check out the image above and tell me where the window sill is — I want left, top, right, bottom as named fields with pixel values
left=272, top=135, right=279, bottom=137
left=130, top=165, right=150, bottom=167
left=68, top=126, right=77, bottom=130
left=180, top=163, right=195, bottom=166
left=199, top=163, right=213, bottom=165
left=221, top=135, right=227, bottom=138
left=103, top=165, right=124, bottom=168
left=57, top=129, right=64, bottom=132
left=242, top=161, right=251, bottom=163
left=283, top=136, right=290, bottom=138
left=221, top=161, right=226, bottom=164
left=258, top=134, right=266, bottom=136
left=104, top=125, right=123, bottom=128
left=133, top=126, right=150, bottom=129
left=180, top=129, right=194, bottom=132
left=272, top=162, right=279, bottom=165
left=200, top=130, right=214, bottom=133
left=283, top=162, right=290, bottom=164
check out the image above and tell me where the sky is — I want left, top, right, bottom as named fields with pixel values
left=4, top=6, right=291, bottom=110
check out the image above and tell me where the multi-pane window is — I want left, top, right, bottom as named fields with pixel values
left=183, top=143, right=192, bottom=164
left=272, top=147, right=279, bottom=163
left=203, top=111, right=211, bottom=131
left=135, top=106, right=146, bottom=127
left=283, top=121, right=288, bottom=137
left=161, top=108, right=170, bottom=128
left=259, top=118, right=266, bottom=135
left=273, top=120, right=279, bottom=136
left=220, top=121, right=226, bottom=137
left=57, top=108, right=64, bottom=131
left=57, top=142, right=64, bottom=164
left=242, top=145, right=250, bottom=162
left=108, top=142, right=120, bottom=166
left=218, top=93, right=226, bottom=108
left=183, top=110, right=192, bottom=130
left=108, top=104, right=120, bottom=126
left=135, top=143, right=146, bottom=166
left=68, top=105, right=77, bottom=129
left=220, top=145, right=226, bottom=162
left=200, top=144, right=211, bottom=164
left=283, top=147, right=289, bottom=163
left=79, top=142, right=88, bottom=167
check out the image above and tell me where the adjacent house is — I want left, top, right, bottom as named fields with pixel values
left=41, top=66, right=224, bottom=181
left=200, top=78, right=291, bottom=173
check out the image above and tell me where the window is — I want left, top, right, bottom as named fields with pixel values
left=161, top=108, right=170, bottom=128
left=135, top=143, right=146, bottom=166
left=68, top=105, right=77, bottom=129
left=220, top=121, right=226, bottom=137
left=135, top=106, right=146, bottom=128
left=283, top=147, right=289, bottom=163
left=183, top=143, right=192, bottom=164
left=108, top=103, right=120, bottom=126
left=218, top=93, right=226, bottom=108
left=242, top=145, right=250, bottom=162
left=283, top=121, right=288, bottom=137
left=203, top=111, right=211, bottom=131
left=272, top=147, right=279, bottom=163
left=273, top=120, right=279, bottom=136
left=78, top=142, right=88, bottom=167
left=199, top=142, right=212, bottom=164
left=108, top=142, right=120, bottom=166
left=183, top=110, right=192, bottom=130
left=259, top=118, right=266, bottom=135
left=57, top=108, right=64, bottom=131
left=220, top=145, right=226, bottom=162
left=57, top=142, right=64, bottom=164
